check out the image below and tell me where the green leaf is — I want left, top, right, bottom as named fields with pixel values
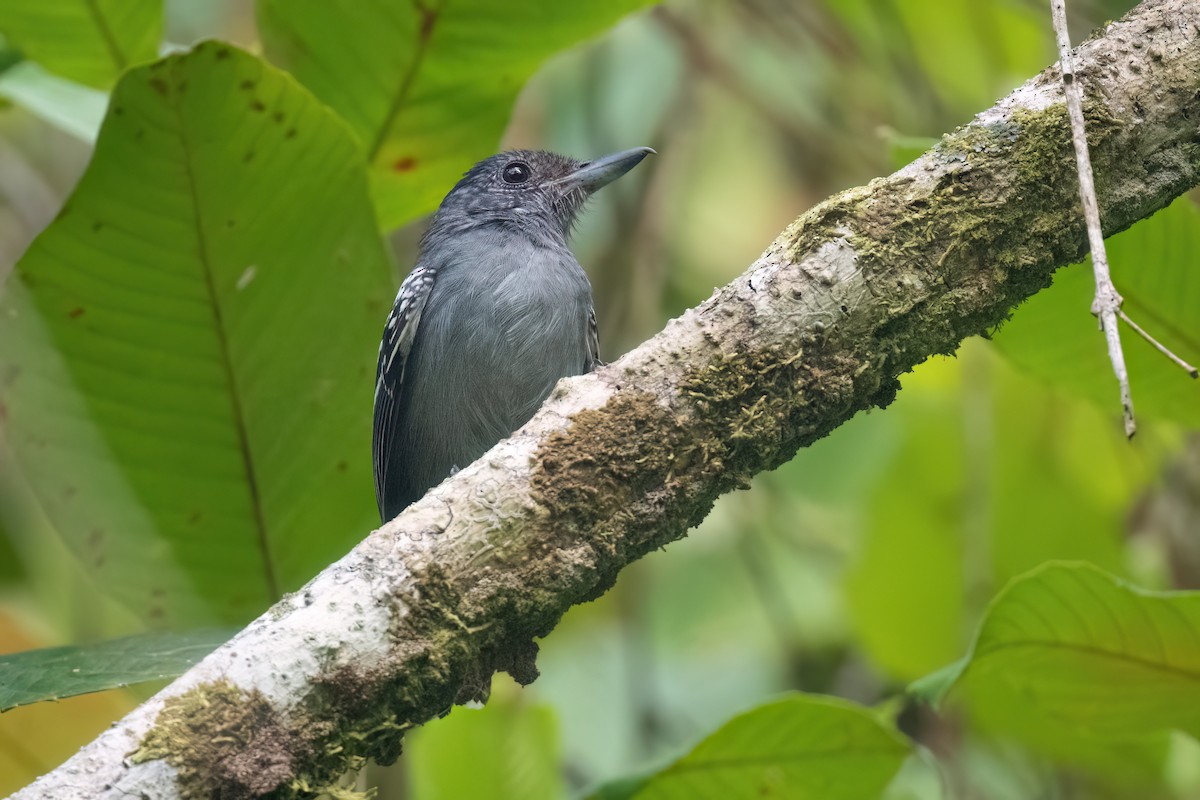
left=0, top=43, right=393, bottom=626
left=257, top=0, right=654, bottom=230
left=0, top=629, right=231, bottom=711
left=588, top=694, right=909, bottom=800
left=907, top=658, right=967, bottom=709
left=994, top=196, right=1200, bottom=427
left=0, top=0, right=161, bottom=88
left=407, top=686, right=565, bottom=800
left=945, top=562, right=1200, bottom=740
left=0, top=61, right=107, bottom=142
left=590, top=772, right=658, bottom=800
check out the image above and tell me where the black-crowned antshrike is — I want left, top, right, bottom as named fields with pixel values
left=373, top=147, right=654, bottom=521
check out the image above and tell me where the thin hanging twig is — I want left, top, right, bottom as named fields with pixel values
left=1051, top=0, right=1198, bottom=437
left=1051, top=0, right=1135, bottom=437
left=1117, top=309, right=1200, bottom=378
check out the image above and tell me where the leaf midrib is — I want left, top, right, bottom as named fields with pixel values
left=975, top=639, right=1200, bottom=684
left=662, top=746, right=906, bottom=776
left=165, top=61, right=280, bottom=602
left=82, top=0, right=127, bottom=72
left=367, top=0, right=446, bottom=161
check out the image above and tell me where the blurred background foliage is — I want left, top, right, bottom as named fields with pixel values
left=1, top=0, right=1199, bottom=798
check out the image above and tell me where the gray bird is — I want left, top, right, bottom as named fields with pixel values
left=373, top=147, right=654, bottom=521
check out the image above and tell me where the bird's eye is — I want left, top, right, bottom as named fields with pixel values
left=501, top=161, right=532, bottom=184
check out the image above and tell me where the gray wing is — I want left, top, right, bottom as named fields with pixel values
left=373, top=264, right=437, bottom=521
left=586, top=305, right=604, bottom=371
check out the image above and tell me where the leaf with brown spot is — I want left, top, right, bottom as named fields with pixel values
left=0, top=44, right=391, bottom=626
left=257, top=0, right=655, bottom=230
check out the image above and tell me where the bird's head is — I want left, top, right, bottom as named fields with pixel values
left=430, top=147, right=654, bottom=244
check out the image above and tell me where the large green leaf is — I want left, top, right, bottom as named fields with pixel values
left=408, top=685, right=565, bottom=800
left=0, top=43, right=392, bottom=626
left=589, top=694, right=909, bottom=800
left=994, top=196, right=1200, bottom=427
left=935, top=562, right=1200, bottom=740
left=256, top=0, right=654, bottom=231
left=0, top=629, right=230, bottom=711
left=0, top=0, right=161, bottom=88
left=909, top=562, right=1200, bottom=790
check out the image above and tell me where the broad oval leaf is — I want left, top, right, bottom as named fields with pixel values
left=0, top=0, right=161, bottom=88
left=0, top=629, right=231, bottom=711
left=938, top=562, right=1200, bottom=739
left=0, top=43, right=393, bottom=626
left=256, top=0, right=654, bottom=231
left=590, top=694, right=909, bottom=800
left=994, top=197, right=1200, bottom=427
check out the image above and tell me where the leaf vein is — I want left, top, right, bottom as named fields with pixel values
left=166, top=59, right=281, bottom=602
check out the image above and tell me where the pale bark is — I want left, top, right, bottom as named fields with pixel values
left=13, top=0, right=1200, bottom=797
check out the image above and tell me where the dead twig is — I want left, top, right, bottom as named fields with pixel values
left=1050, top=0, right=1197, bottom=437
left=1117, top=309, right=1199, bottom=378
left=1051, top=0, right=1133, bottom=436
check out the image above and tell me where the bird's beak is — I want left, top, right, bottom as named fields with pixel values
left=552, top=147, right=655, bottom=193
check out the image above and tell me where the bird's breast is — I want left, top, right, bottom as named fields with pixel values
left=491, top=254, right=590, bottom=360
left=400, top=238, right=592, bottom=487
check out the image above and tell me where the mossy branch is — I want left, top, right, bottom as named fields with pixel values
left=14, top=1, right=1200, bottom=797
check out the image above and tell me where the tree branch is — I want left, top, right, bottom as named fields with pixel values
left=13, top=1, right=1200, bottom=797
